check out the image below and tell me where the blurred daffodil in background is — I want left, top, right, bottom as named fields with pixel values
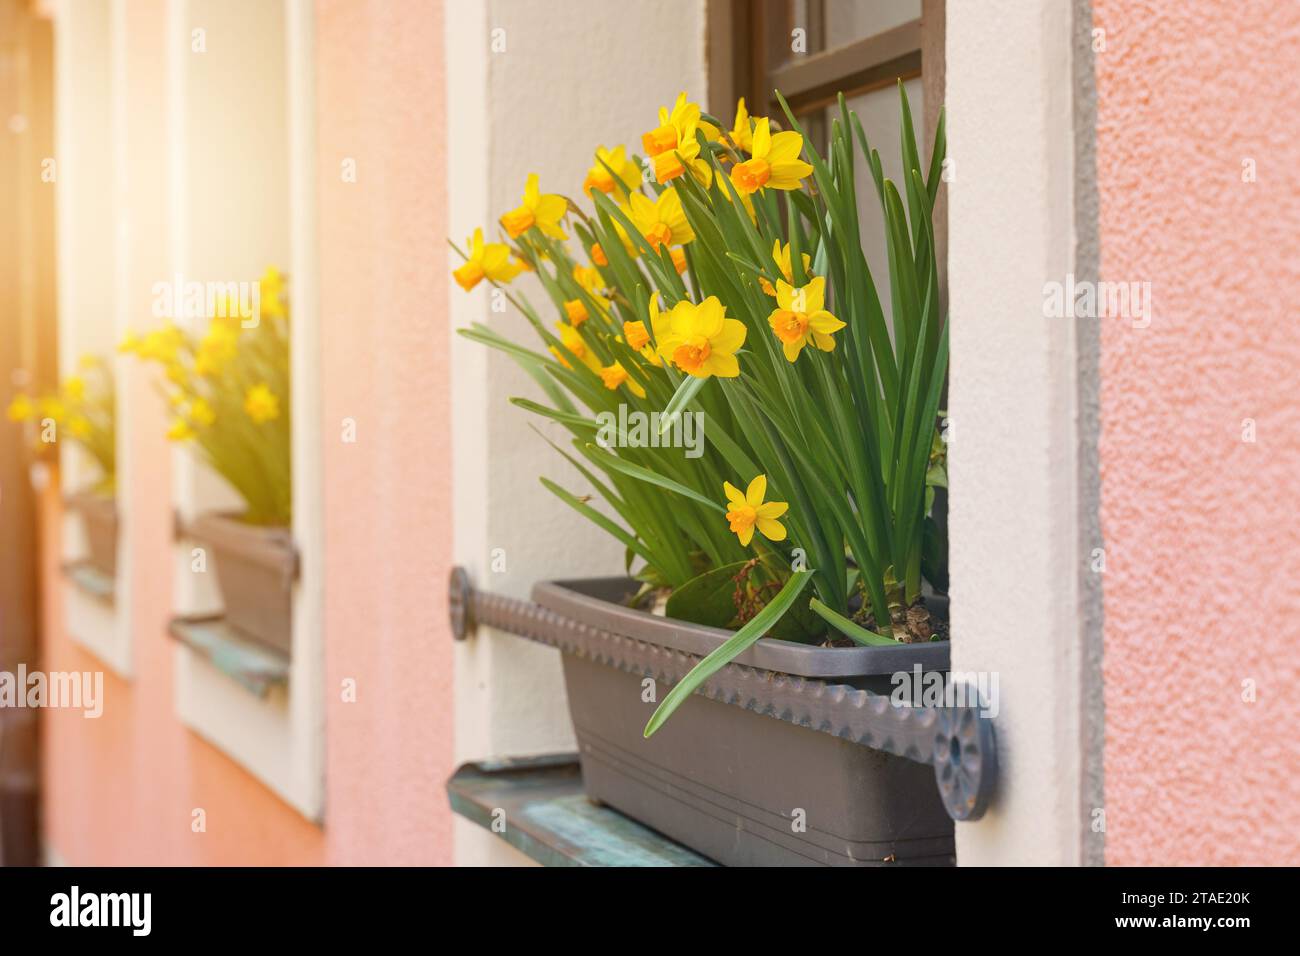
left=121, top=265, right=291, bottom=524
left=6, top=357, right=116, bottom=492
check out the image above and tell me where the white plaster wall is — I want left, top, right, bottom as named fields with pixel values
left=447, top=0, right=709, bottom=865
left=945, top=0, right=1085, bottom=864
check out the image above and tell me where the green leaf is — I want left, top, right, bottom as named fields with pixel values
left=585, top=443, right=725, bottom=513
left=644, top=569, right=814, bottom=737
left=921, top=513, right=948, bottom=594
left=808, top=598, right=899, bottom=647
left=665, top=559, right=751, bottom=628
left=659, top=374, right=708, bottom=436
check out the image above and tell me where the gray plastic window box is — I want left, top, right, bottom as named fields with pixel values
left=533, top=578, right=955, bottom=867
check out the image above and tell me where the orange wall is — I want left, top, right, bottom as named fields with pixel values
left=1096, top=0, right=1300, bottom=864
left=40, top=0, right=454, bottom=866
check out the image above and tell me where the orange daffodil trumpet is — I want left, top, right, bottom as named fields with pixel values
left=599, top=361, right=646, bottom=398
left=623, top=320, right=651, bottom=351
left=501, top=173, right=568, bottom=240
left=730, top=117, right=813, bottom=195
left=655, top=295, right=746, bottom=379
left=454, top=228, right=526, bottom=291
left=564, top=299, right=590, bottom=326
left=768, top=277, right=846, bottom=362
left=723, top=475, right=789, bottom=547
left=625, top=308, right=663, bottom=367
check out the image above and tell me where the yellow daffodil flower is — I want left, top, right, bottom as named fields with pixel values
left=166, top=418, right=194, bottom=442
left=641, top=93, right=716, bottom=186
left=573, top=265, right=604, bottom=295
left=190, top=397, right=216, bottom=427
left=768, top=277, right=846, bottom=362
left=501, top=173, right=568, bottom=240
left=730, top=117, right=813, bottom=194
left=118, top=331, right=141, bottom=355
left=244, top=383, right=280, bottom=424
left=723, top=475, right=789, bottom=546
left=599, top=361, right=646, bottom=398
left=68, top=415, right=91, bottom=439
left=6, top=394, right=33, bottom=422
left=759, top=240, right=813, bottom=296
left=556, top=321, right=603, bottom=375
left=195, top=322, right=239, bottom=377
left=571, top=266, right=612, bottom=316
left=454, top=227, right=526, bottom=291
left=583, top=145, right=641, bottom=197
left=590, top=243, right=609, bottom=267
left=729, top=97, right=753, bottom=153
left=261, top=266, right=287, bottom=318
left=670, top=246, right=687, bottom=275
left=138, top=326, right=183, bottom=363
left=655, top=295, right=746, bottom=378
left=628, top=189, right=694, bottom=253
left=642, top=93, right=713, bottom=154
left=647, top=292, right=672, bottom=341
left=39, top=397, right=65, bottom=420
left=208, top=292, right=244, bottom=328
left=63, top=376, right=86, bottom=401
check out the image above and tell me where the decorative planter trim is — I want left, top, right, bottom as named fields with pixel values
left=535, top=577, right=951, bottom=677
left=448, top=566, right=996, bottom=822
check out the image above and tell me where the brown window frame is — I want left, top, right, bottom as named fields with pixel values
left=709, top=0, right=943, bottom=147
left=708, top=0, right=947, bottom=317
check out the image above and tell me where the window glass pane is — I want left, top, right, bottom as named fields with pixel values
left=823, top=0, right=920, bottom=46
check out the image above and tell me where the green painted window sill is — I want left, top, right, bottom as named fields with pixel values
left=168, top=615, right=289, bottom=698
left=447, top=755, right=715, bottom=867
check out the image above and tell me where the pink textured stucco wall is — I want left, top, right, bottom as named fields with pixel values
left=1095, top=0, right=1300, bottom=864
left=41, top=0, right=454, bottom=865
left=316, top=0, right=455, bottom=865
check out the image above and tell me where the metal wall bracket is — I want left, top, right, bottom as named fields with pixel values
left=448, top=565, right=995, bottom=822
